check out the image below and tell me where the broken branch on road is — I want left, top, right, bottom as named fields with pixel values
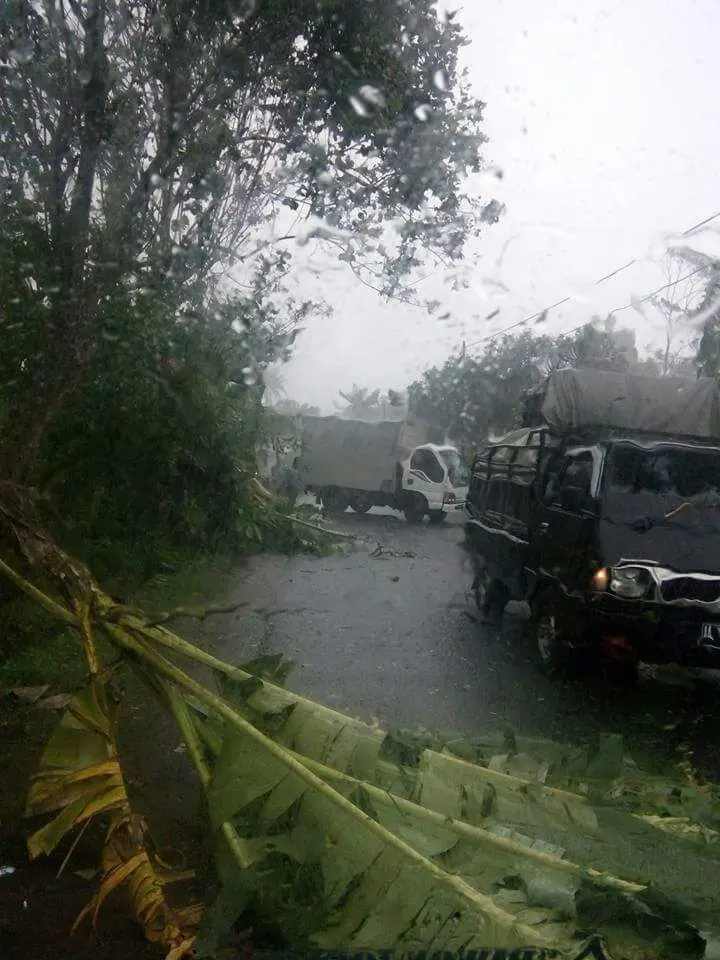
left=143, top=601, right=250, bottom=627
left=370, top=541, right=418, bottom=559
left=279, top=512, right=361, bottom=542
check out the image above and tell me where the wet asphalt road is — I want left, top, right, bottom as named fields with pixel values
left=197, top=503, right=720, bottom=780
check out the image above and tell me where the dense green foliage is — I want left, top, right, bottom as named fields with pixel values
left=0, top=0, right=491, bottom=587
left=407, top=323, right=636, bottom=448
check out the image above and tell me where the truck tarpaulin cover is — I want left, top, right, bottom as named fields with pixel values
left=540, top=367, right=720, bottom=439
left=297, top=417, right=441, bottom=492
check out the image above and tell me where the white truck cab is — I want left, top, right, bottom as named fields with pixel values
left=400, top=443, right=469, bottom=523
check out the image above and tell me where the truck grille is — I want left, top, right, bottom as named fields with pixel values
left=660, top=578, right=720, bottom=604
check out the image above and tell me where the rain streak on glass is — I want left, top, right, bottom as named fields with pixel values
left=8, top=38, right=34, bottom=64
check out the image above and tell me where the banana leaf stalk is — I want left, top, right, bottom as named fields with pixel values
left=6, top=556, right=718, bottom=958
left=103, top=620, right=563, bottom=953
left=3, top=562, right=559, bottom=953
left=187, top=699, right=713, bottom=960
left=169, top=688, right=265, bottom=875
left=102, top=605, right=601, bottom=836
left=190, top=710, right=642, bottom=896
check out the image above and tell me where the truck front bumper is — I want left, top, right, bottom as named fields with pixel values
left=579, top=593, right=720, bottom=667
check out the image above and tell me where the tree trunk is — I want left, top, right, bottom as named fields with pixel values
left=0, top=1, right=109, bottom=484
left=0, top=294, right=96, bottom=483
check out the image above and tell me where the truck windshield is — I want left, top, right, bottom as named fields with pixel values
left=439, top=448, right=470, bottom=486
left=606, top=444, right=720, bottom=505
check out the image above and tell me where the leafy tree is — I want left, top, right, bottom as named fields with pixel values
left=693, top=263, right=720, bottom=378
left=0, top=0, right=491, bottom=484
left=336, top=384, right=382, bottom=418
left=554, top=319, right=635, bottom=372
left=0, top=0, right=494, bottom=582
left=407, top=323, right=635, bottom=448
left=32, top=273, right=312, bottom=581
left=270, top=399, right=321, bottom=418
left=335, top=385, right=408, bottom=420
left=642, top=253, right=705, bottom=375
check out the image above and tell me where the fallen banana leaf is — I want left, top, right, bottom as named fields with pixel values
left=187, top=699, right=710, bottom=960
left=72, top=815, right=202, bottom=949
left=449, top=729, right=720, bottom=825
left=109, top=617, right=720, bottom=834
left=101, top=625, right=574, bottom=956
left=111, top=632, right=720, bottom=948
left=25, top=681, right=201, bottom=959
left=210, top=662, right=600, bottom=837
left=25, top=685, right=122, bottom=856
left=99, top=629, right=634, bottom=835
left=214, top=656, right=720, bottom=834
left=637, top=815, right=720, bottom=845
left=123, top=628, right=707, bottom=959
left=6, top=549, right=720, bottom=959
left=197, top=714, right=577, bottom=956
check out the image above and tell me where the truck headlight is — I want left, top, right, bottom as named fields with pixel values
left=609, top=566, right=651, bottom=599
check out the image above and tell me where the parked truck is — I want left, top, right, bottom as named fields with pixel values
left=464, top=366, right=720, bottom=680
left=296, top=415, right=469, bottom=523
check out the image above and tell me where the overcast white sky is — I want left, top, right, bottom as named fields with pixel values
left=269, top=0, right=720, bottom=412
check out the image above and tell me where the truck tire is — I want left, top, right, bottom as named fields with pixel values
left=529, top=595, right=581, bottom=676
left=530, top=595, right=638, bottom=686
left=474, top=569, right=508, bottom=624
left=534, top=610, right=572, bottom=673
left=322, top=489, right=349, bottom=515
left=349, top=496, right=372, bottom=514
left=602, top=660, right=640, bottom=689
left=404, top=495, right=427, bottom=524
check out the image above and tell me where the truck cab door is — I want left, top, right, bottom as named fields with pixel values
left=535, top=449, right=600, bottom=593
left=404, top=447, right=446, bottom=509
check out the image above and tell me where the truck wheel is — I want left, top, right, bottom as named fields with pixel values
left=349, top=496, right=371, bottom=514
left=602, top=661, right=640, bottom=689
left=323, top=490, right=349, bottom=515
left=428, top=510, right=447, bottom=525
left=530, top=601, right=579, bottom=675
left=404, top=495, right=427, bottom=524
left=473, top=569, right=506, bottom=623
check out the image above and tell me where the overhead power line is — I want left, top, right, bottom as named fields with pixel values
left=516, top=265, right=711, bottom=350
left=466, top=208, right=720, bottom=351
left=609, top=266, right=708, bottom=315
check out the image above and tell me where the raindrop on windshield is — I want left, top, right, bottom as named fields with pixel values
left=348, top=95, right=369, bottom=117
left=433, top=67, right=449, bottom=92
left=8, top=39, right=34, bottom=64
left=358, top=85, right=386, bottom=108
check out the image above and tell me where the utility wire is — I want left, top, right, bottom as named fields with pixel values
left=609, top=266, right=708, bottom=315
left=512, top=264, right=711, bottom=350
left=466, top=208, right=720, bottom=351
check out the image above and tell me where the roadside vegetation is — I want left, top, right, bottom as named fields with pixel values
left=0, top=0, right=498, bottom=955
left=0, top=0, right=492, bottom=680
